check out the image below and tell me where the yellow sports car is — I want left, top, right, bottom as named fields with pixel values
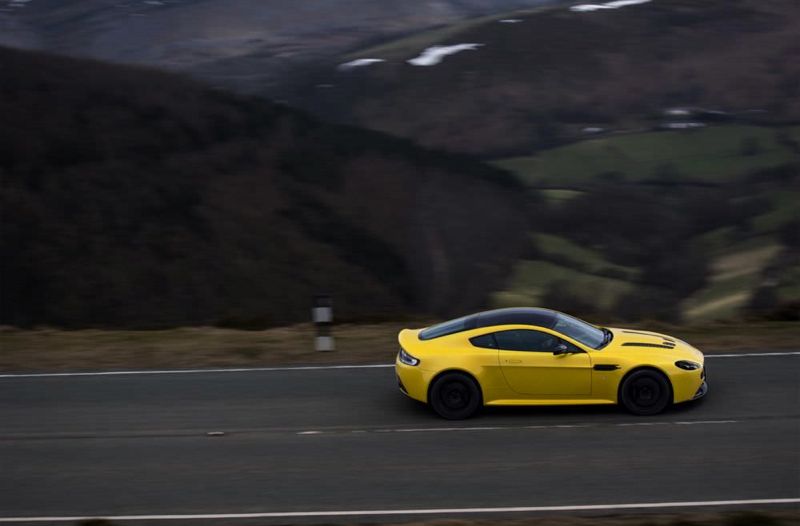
left=395, top=308, right=707, bottom=419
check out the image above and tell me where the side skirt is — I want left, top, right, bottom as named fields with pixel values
left=485, top=399, right=616, bottom=406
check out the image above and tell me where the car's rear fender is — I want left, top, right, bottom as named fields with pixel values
left=427, top=369, right=484, bottom=406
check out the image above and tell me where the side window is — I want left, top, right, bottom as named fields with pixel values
left=560, top=340, right=582, bottom=353
left=493, top=329, right=560, bottom=352
left=470, top=333, right=497, bottom=349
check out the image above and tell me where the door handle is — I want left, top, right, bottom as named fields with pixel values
left=506, top=359, right=522, bottom=364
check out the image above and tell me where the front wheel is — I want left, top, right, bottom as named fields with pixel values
left=429, top=372, right=481, bottom=420
left=619, top=369, right=672, bottom=416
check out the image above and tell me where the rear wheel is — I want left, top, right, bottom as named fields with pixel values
left=429, top=372, right=481, bottom=420
left=620, top=369, right=672, bottom=416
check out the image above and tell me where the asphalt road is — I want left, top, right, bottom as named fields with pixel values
left=1, top=353, right=799, bottom=523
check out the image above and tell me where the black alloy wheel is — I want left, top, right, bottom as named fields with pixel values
left=620, top=369, right=672, bottom=416
left=429, top=372, right=481, bottom=420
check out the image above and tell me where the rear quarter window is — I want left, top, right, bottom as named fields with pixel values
left=470, top=333, right=498, bottom=349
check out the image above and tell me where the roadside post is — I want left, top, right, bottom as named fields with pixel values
left=313, top=294, right=334, bottom=352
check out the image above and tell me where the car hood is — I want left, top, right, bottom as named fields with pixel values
left=607, top=327, right=704, bottom=362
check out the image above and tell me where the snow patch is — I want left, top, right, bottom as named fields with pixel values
left=499, top=18, right=523, bottom=23
left=570, top=0, right=651, bottom=12
left=407, top=44, right=482, bottom=66
left=338, top=58, right=385, bottom=71
left=661, top=122, right=705, bottom=130
left=664, top=108, right=691, bottom=116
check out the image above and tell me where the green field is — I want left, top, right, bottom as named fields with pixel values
left=491, top=260, right=635, bottom=311
left=751, top=190, right=800, bottom=234
left=777, top=266, right=800, bottom=302
left=681, top=232, right=799, bottom=319
left=532, top=233, right=638, bottom=279
left=540, top=188, right=585, bottom=204
left=492, top=124, right=799, bottom=321
left=495, top=126, right=799, bottom=187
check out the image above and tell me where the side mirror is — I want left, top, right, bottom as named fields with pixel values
left=553, top=343, right=569, bottom=356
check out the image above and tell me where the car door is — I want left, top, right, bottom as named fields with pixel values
left=495, top=329, right=592, bottom=396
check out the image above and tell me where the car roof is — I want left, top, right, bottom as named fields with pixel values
left=418, top=308, right=559, bottom=341
left=475, top=307, right=558, bottom=330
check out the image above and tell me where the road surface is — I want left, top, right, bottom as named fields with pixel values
left=1, top=353, right=798, bottom=523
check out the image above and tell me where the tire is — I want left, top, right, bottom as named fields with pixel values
left=619, top=369, right=672, bottom=416
left=429, top=372, right=481, bottom=420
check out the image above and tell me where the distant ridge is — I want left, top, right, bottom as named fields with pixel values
left=280, top=0, right=800, bottom=157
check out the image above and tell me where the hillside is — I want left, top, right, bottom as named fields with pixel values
left=491, top=126, right=800, bottom=321
left=258, top=0, right=800, bottom=322
left=281, top=0, right=800, bottom=157
left=0, top=0, right=556, bottom=94
left=0, top=46, right=528, bottom=328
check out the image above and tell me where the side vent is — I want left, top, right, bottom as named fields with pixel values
left=594, top=364, right=620, bottom=371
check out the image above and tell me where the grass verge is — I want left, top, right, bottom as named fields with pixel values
left=1, top=321, right=798, bottom=373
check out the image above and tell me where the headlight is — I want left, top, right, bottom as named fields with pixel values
left=398, top=347, right=420, bottom=366
left=675, top=360, right=701, bottom=371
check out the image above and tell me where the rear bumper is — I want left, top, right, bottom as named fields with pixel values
left=395, top=359, right=430, bottom=403
left=397, top=374, right=409, bottom=395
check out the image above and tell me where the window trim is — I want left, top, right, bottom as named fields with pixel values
left=491, top=328, right=566, bottom=353
left=468, top=325, right=591, bottom=354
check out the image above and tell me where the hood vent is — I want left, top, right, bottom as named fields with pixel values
left=622, top=341, right=676, bottom=349
left=622, top=329, right=676, bottom=343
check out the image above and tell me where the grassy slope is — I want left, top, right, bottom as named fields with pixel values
left=492, top=125, right=799, bottom=320
left=683, top=242, right=782, bottom=319
left=533, top=233, right=638, bottom=278
left=492, top=260, right=635, bottom=311
left=495, top=126, right=800, bottom=187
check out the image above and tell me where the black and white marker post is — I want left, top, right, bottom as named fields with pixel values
left=313, top=294, right=334, bottom=352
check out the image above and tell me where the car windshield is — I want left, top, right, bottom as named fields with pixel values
left=552, top=313, right=607, bottom=349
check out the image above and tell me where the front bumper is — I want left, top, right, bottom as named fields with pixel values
left=692, top=380, right=709, bottom=399
left=692, top=364, right=708, bottom=399
left=672, top=362, right=707, bottom=403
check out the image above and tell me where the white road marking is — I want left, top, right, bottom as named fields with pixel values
left=675, top=420, right=738, bottom=425
left=0, top=351, right=795, bottom=379
left=0, top=498, right=797, bottom=523
left=393, top=426, right=506, bottom=433
left=297, top=420, right=738, bottom=436
left=617, top=422, right=669, bottom=427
